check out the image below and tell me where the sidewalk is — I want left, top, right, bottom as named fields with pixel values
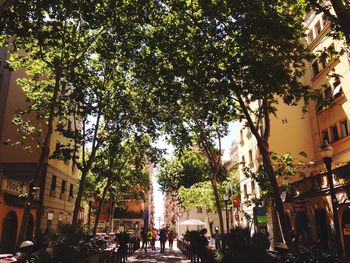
left=128, top=240, right=190, bottom=263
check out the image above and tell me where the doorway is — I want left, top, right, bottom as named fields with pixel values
left=26, top=213, right=34, bottom=240
left=295, top=212, right=311, bottom=246
left=315, top=209, right=329, bottom=249
left=1, top=211, right=18, bottom=253
left=342, top=209, right=350, bottom=257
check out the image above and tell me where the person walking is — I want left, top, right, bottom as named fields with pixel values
left=168, top=230, right=175, bottom=250
left=198, top=228, right=210, bottom=263
left=159, top=227, right=167, bottom=252
left=140, top=229, right=148, bottom=252
left=151, top=228, right=157, bottom=251
left=116, top=231, right=130, bottom=263
left=212, top=227, right=221, bottom=250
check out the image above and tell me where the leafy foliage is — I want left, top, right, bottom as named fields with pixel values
left=157, top=149, right=212, bottom=193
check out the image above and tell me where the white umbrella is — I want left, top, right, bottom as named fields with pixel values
left=180, top=219, right=206, bottom=225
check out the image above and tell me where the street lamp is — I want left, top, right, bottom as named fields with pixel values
left=320, top=141, right=342, bottom=256
left=223, top=193, right=230, bottom=232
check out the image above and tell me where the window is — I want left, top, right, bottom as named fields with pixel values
left=322, top=130, right=329, bottom=144
left=51, top=175, right=57, bottom=191
left=312, top=61, right=319, bottom=77
left=197, top=207, right=203, bottom=214
left=307, top=30, right=314, bottom=44
left=322, top=14, right=328, bottom=27
left=251, top=181, right=256, bottom=198
left=249, top=150, right=253, bottom=166
left=320, top=52, right=327, bottom=69
left=340, top=120, right=349, bottom=138
left=69, top=184, right=74, bottom=197
left=331, top=125, right=339, bottom=142
left=243, top=184, right=248, bottom=199
left=314, top=21, right=321, bottom=36
left=316, top=97, right=323, bottom=112
left=240, top=130, right=244, bottom=144
left=55, top=141, right=61, bottom=152
left=61, top=180, right=66, bottom=194
left=241, top=156, right=246, bottom=169
left=327, top=44, right=336, bottom=61
left=324, top=87, right=332, bottom=101
left=67, top=120, right=72, bottom=130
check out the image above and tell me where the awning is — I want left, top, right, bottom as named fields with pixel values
left=180, top=219, right=206, bottom=225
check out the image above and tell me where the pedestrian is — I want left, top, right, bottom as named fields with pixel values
left=141, top=229, right=148, bottom=252
left=147, top=228, right=155, bottom=251
left=198, top=228, right=209, bottom=263
left=168, top=230, right=175, bottom=250
left=159, top=227, right=167, bottom=252
left=116, top=231, right=130, bottom=263
left=151, top=228, right=157, bottom=251
left=212, top=227, right=221, bottom=250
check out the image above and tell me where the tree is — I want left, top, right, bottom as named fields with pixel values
left=0, top=0, right=118, bottom=243
left=157, top=149, right=212, bottom=193
left=158, top=148, right=231, bottom=233
left=88, top=135, right=155, bottom=235
left=133, top=0, right=313, bottom=248
left=51, top=5, right=161, bottom=225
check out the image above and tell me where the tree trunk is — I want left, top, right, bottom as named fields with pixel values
left=211, top=178, right=225, bottom=234
left=93, top=171, right=113, bottom=235
left=35, top=163, right=48, bottom=236
left=109, top=200, right=115, bottom=233
left=72, top=167, right=89, bottom=225
left=72, top=113, right=101, bottom=225
left=237, top=96, right=293, bottom=250
left=18, top=71, right=61, bottom=245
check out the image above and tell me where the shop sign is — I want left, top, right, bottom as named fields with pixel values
left=293, top=200, right=306, bottom=213
left=47, top=212, right=54, bottom=220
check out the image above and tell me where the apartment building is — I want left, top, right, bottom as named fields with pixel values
left=236, top=7, right=350, bottom=255
left=237, top=97, right=315, bottom=239
left=0, top=47, right=77, bottom=252
left=286, top=9, right=350, bottom=255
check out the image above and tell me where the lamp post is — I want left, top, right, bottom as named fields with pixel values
left=320, top=141, right=342, bottom=256
left=223, top=193, right=230, bottom=232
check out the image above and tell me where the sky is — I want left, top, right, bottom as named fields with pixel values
left=152, top=122, right=239, bottom=226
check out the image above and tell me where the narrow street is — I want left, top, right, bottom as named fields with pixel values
left=128, top=241, right=190, bottom=263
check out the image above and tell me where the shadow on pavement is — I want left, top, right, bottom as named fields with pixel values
left=128, top=241, right=190, bottom=263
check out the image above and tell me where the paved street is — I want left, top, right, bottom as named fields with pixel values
left=128, top=241, right=190, bottom=263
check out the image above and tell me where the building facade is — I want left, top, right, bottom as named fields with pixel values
left=236, top=6, right=350, bottom=256
left=0, top=47, right=77, bottom=252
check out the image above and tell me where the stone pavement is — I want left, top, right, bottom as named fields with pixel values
left=128, top=240, right=190, bottom=263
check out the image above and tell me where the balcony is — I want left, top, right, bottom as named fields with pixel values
left=281, top=163, right=350, bottom=201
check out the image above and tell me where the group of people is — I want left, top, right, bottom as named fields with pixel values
left=140, top=227, right=176, bottom=253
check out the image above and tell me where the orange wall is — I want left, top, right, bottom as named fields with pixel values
left=0, top=194, right=37, bottom=242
